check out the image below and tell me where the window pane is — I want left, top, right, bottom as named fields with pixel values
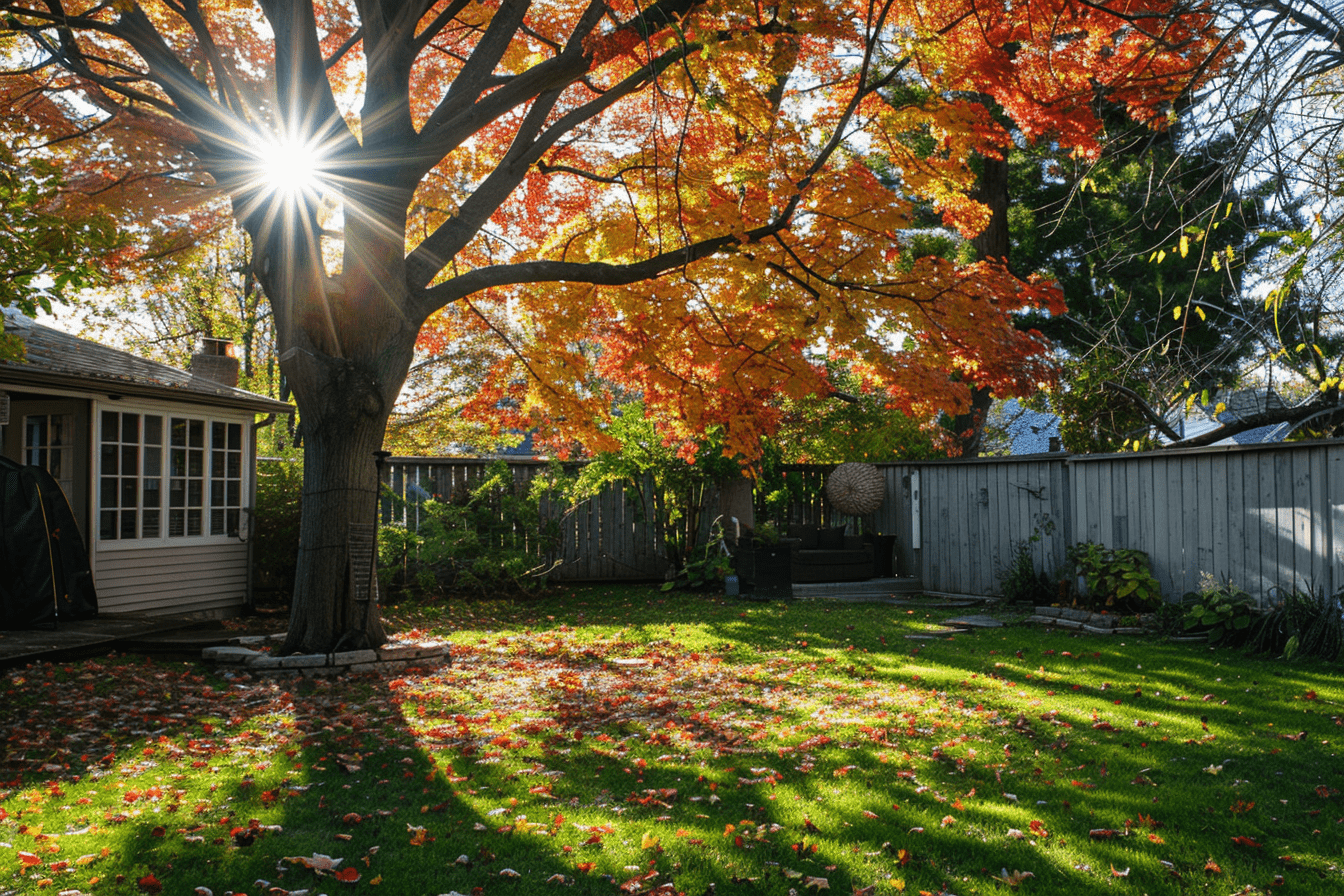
left=120, top=444, right=138, bottom=476
left=120, top=510, right=136, bottom=539
left=169, top=509, right=185, bottom=537
left=101, top=444, right=118, bottom=475
left=211, top=480, right=224, bottom=506
left=169, top=479, right=185, bottom=508
left=144, top=447, right=161, bottom=477
left=100, top=510, right=117, bottom=540
left=188, top=480, right=202, bottom=506
left=211, top=450, right=225, bottom=476
left=26, top=416, right=46, bottom=450
left=226, top=481, right=240, bottom=506
left=211, top=508, right=224, bottom=536
left=170, top=447, right=186, bottom=478
left=227, top=454, right=241, bottom=478
left=188, top=450, right=203, bottom=477
left=143, top=509, right=160, bottom=538
left=226, top=509, right=240, bottom=538
left=144, top=415, right=162, bottom=445
left=171, top=418, right=187, bottom=447
left=121, top=479, right=137, bottom=508
left=101, top=478, right=117, bottom=508
left=121, top=414, right=138, bottom=443
left=228, top=424, right=241, bottom=450
left=212, top=421, right=225, bottom=446
left=189, top=420, right=204, bottom=448
left=101, top=411, right=118, bottom=443
left=187, top=509, right=202, bottom=536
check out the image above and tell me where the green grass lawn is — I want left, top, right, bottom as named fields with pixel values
left=3, top=586, right=1344, bottom=896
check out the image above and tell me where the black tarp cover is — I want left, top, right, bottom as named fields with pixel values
left=0, top=455, right=97, bottom=629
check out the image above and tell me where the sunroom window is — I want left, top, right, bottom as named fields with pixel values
left=99, top=410, right=243, bottom=541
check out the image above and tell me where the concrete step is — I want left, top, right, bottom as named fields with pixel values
left=789, top=577, right=925, bottom=601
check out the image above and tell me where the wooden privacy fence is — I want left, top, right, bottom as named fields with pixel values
left=381, top=441, right=1344, bottom=604
left=907, top=440, right=1344, bottom=605
left=380, top=457, right=673, bottom=582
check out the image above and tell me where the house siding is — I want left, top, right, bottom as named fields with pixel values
left=93, top=542, right=249, bottom=616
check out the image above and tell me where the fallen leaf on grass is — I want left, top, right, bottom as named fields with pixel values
left=284, top=854, right=343, bottom=872
left=992, top=869, right=1034, bottom=887
left=333, top=867, right=360, bottom=883
left=1231, top=835, right=1263, bottom=848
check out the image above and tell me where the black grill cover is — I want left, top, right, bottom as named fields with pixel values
left=0, top=456, right=97, bottom=629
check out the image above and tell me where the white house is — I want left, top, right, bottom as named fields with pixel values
left=0, top=309, right=292, bottom=617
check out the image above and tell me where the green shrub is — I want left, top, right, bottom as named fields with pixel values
left=1183, top=579, right=1256, bottom=646
left=1066, top=542, right=1162, bottom=611
left=998, top=540, right=1055, bottom=605
left=377, top=459, right=568, bottom=600
left=251, top=456, right=303, bottom=603
left=662, top=519, right=734, bottom=591
left=1247, top=586, right=1344, bottom=661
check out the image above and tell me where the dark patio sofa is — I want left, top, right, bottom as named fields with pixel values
left=785, top=524, right=874, bottom=583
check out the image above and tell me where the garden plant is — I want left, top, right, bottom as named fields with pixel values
left=2, top=587, right=1342, bottom=895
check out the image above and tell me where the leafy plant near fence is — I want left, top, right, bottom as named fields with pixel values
left=1066, top=541, right=1162, bottom=611
left=1246, top=586, right=1344, bottom=661
left=573, top=401, right=739, bottom=574
left=378, top=459, right=569, bottom=600
left=1183, top=577, right=1256, bottom=646
left=997, top=539, right=1057, bottom=604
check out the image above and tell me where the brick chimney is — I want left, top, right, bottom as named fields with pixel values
left=190, top=337, right=240, bottom=387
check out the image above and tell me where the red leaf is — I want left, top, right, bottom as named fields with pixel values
left=334, top=867, right=361, bottom=882
left=138, top=873, right=163, bottom=893
left=1231, top=836, right=1263, bottom=848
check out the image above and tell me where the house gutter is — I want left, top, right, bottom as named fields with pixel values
left=245, top=413, right=278, bottom=615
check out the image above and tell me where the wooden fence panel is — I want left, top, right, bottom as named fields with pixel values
left=378, top=443, right=1344, bottom=602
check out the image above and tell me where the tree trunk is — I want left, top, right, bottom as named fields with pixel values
left=278, top=345, right=409, bottom=655
left=953, top=151, right=1011, bottom=457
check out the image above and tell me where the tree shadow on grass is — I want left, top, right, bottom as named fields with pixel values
left=3, top=602, right=1344, bottom=895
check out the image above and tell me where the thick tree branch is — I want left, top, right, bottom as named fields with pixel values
left=1102, top=380, right=1183, bottom=441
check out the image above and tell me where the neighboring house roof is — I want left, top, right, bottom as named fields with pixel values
left=988, top=398, right=1061, bottom=455
left=1161, top=395, right=1294, bottom=447
left=994, top=388, right=1295, bottom=456
left=0, top=308, right=293, bottom=415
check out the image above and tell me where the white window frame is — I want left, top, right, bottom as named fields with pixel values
left=95, top=399, right=252, bottom=550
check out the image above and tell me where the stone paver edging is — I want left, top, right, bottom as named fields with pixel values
left=203, top=636, right=449, bottom=676
left=1026, top=606, right=1147, bottom=635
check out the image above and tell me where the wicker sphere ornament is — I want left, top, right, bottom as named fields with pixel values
left=824, top=462, right=886, bottom=515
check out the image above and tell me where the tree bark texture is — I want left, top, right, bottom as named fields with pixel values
left=277, top=337, right=414, bottom=655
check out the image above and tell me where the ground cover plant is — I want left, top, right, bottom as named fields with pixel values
left=2, top=588, right=1343, bottom=896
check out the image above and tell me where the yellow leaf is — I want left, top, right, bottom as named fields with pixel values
left=1179, top=235, right=1189, bottom=258
left=1211, top=254, right=1221, bottom=272
left=1296, top=343, right=1307, bottom=353
left=1156, top=249, right=1167, bottom=264
left=369, top=875, right=383, bottom=885
left=894, top=880, right=906, bottom=892
left=1173, top=305, right=1182, bottom=320
left=641, top=832, right=660, bottom=850
left=1215, top=402, right=1227, bottom=414
left=1195, top=306, right=1206, bottom=321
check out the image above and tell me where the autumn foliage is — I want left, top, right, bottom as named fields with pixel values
left=1, top=0, right=1223, bottom=459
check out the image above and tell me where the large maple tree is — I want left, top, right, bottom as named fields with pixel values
left=0, top=0, right=1221, bottom=653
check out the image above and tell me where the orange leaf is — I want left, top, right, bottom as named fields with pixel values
left=334, top=867, right=361, bottom=882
